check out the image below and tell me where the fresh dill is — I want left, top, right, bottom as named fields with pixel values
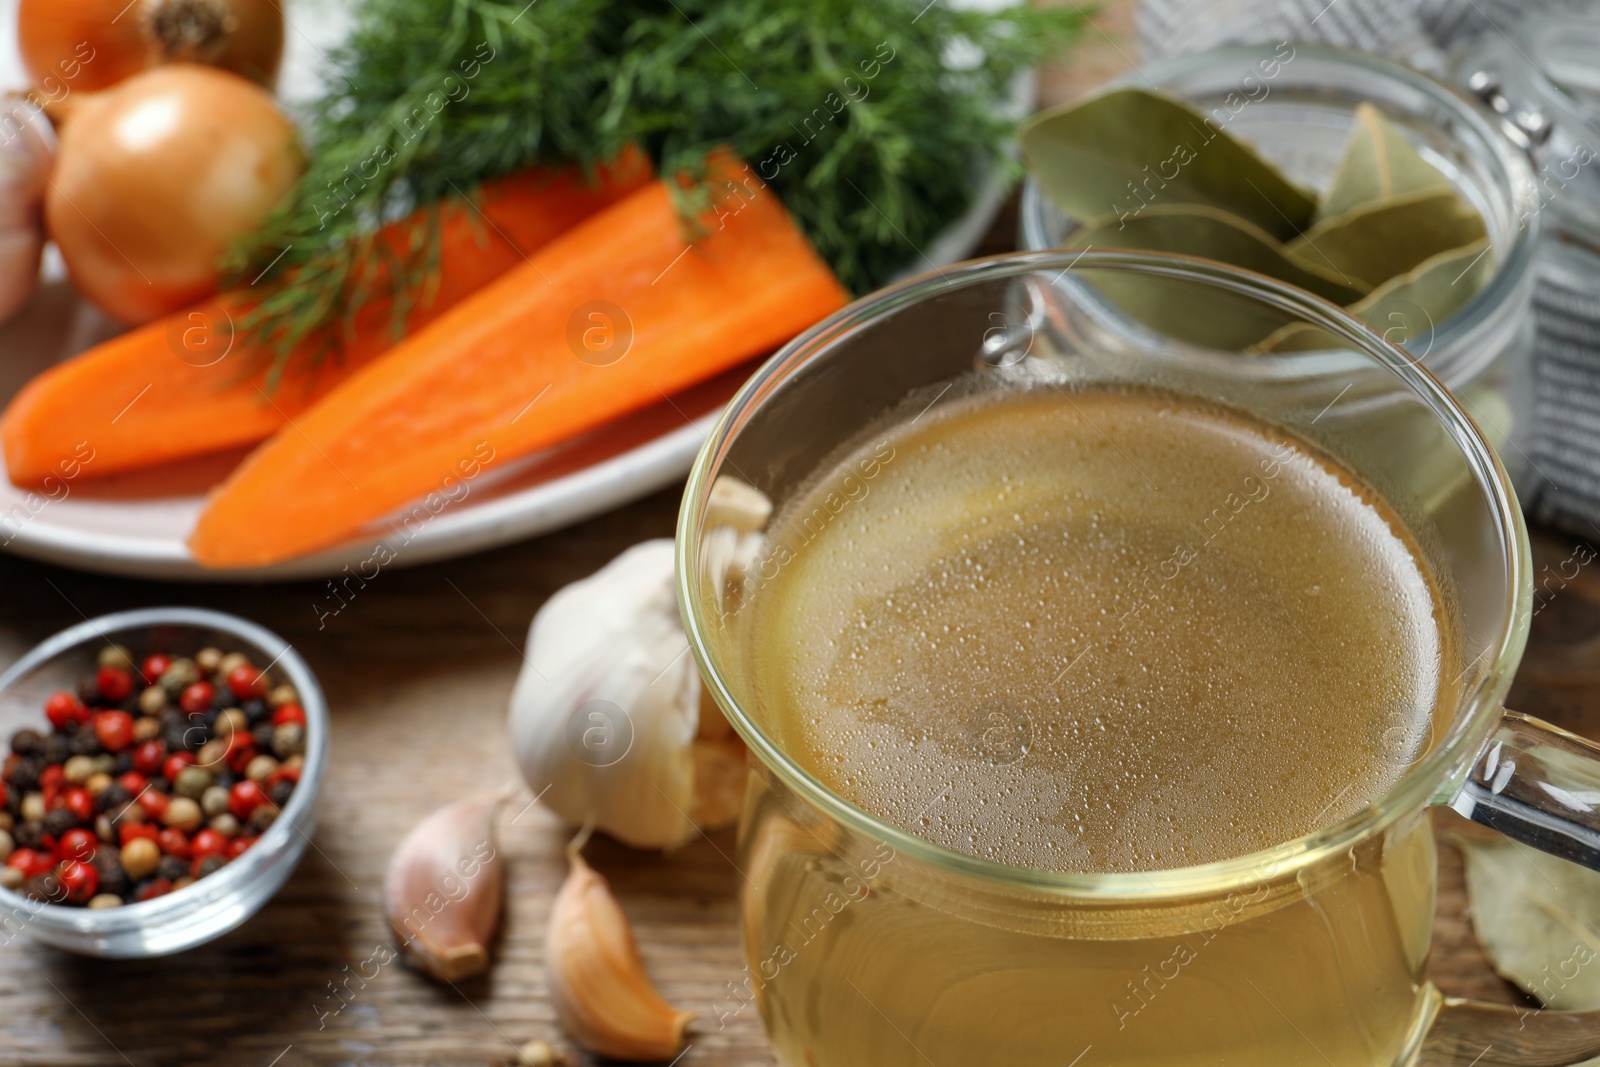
left=225, top=0, right=1085, bottom=382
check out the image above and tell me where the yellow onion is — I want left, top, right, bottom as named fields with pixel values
left=19, top=0, right=283, bottom=94
left=45, top=64, right=303, bottom=324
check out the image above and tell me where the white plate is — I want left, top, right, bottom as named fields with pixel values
left=0, top=0, right=1024, bottom=581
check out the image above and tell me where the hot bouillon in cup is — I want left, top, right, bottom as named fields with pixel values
left=680, top=252, right=1600, bottom=1067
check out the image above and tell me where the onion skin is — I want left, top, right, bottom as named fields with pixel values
left=19, top=0, right=284, bottom=93
left=46, top=64, right=302, bottom=325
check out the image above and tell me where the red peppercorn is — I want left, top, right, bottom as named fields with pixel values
left=0, top=780, right=10, bottom=810
left=117, top=771, right=148, bottom=796
left=57, top=859, right=98, bottom=904
left=265, top=765, right=300, bottom=788
left=59, top=828, right=97, bottom=863
left=134, top=877, right=172, bottom=902
left=140, top=654, right=173, bottom=684
left=7, top=848, right=54, bottom=878
left=39, top=763, right=64, bottom=805
left=161, top=752, right=194, bottom=783
left=227, top=780, right=267, bottom=820
left=225, top=837, right=251, bottom=859
left=118, top=823, right=159, bottom=846
left=156, top=828, right=191, bottom=859
left=271, top=703, right=306, bottom=727
left=178, top=682, right=214, bottom=715
left=61, top=787, right=93, bottom=823
left=227, top=664, right=267, bottom=700
left=94, top=710, right=134, bottom=752
left=95, top=666, right=134, bottom=703
left=226, top=743, right=259, bottom=777
left=44, top=691, right=87, bottom=730
left=137, top=789, right=169, bottom=819
left=190, top=829, right=226, bottom=859
left=131, top=739, right=168, bottom=777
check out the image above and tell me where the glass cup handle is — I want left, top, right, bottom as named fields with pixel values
left=1449, top=710, right=1600, bottom=871
left=1418, top=711, right=1600, bottom=1066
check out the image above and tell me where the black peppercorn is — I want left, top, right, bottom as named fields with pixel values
left=42, top=809, right=77, bottom=837
left=251, top=722, right=274, bottom=749
left=76, top=677, right=99, bottom=705
left=113, top=751, right=134, bottom=775
left=157, top=855, right=187, bottom=882
left=158, top=707, right=184, bottom=731
left=269, top=779, right=294, bottom=808
left=25, top=871, right=62, bottom=903
left=67, top=725, right=101, bottom=756
left=11, top=821, right=42, bottom=849
left=8, top=729, right=40, bottom=755
left=40, top=734, right=68, bottom=765
left=96, top=783, right=132, bottom=812
left=6, top=757, right=40, bottom=793
left=92, top=851, right=129, bottom=897
left=242, top=699, right=269, bottom=725
left=195, top=855, right=227, bottom=878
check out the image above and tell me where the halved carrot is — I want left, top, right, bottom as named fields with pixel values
left=2, top=146, right=652, bottom=487
left=189, top=152, right=849, bottom=568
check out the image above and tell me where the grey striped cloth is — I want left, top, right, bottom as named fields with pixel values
left=1138, top=0, right=1600, bottom=538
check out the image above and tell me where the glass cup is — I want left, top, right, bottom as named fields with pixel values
left=677, top=251, right=1600, bottom=1066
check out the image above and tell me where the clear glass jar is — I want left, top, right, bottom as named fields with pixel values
left=1019, top=45, right=1546, bottom=496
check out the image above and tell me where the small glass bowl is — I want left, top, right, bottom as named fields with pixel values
left=0, top=608, right=328, bottom=957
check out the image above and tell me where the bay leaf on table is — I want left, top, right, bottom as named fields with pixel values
left=1315, top=102, right=1455, bottom=223
left=1021, top=87, right=1318, bottom=242
left=1257, top=239, right=1493, bottom=354
left=1287, top=189, right=1487, bottom=291
left=1453, top=834, right=1600, bottom=1010
left=1066, top=204, right=1367, bottom=350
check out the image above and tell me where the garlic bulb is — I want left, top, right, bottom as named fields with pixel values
left=0, top=108, right=51, bottom=324
left=384, top=790, right=507, bottom=981
left=546, top=844, right=693, bottom=1060
left=509, top=521, right=760, bottom=849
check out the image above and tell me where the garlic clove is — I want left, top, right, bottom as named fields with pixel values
left=0, top=111, right=50, bottom=324
left=385, top=790, right=507, bottom=982
left=546, top=846, right=693, bottom=1061
left=512, top=1039, right=570, bottom=1067
left=689, top=734, right=748, bottom=830
left=707, top=475, right=773, bottom=532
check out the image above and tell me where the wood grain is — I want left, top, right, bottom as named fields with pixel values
left=3, top=491, right=1594, bottom=1066
left=2, top=22, right=1598, bottom=1058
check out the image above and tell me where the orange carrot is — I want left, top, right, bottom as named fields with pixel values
left=189, top=152, right=849, bottom=568
left=2, top=146, right=652, bottom=487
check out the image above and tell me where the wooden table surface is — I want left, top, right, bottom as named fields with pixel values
left=3, top=13, right=1598, bottom=1066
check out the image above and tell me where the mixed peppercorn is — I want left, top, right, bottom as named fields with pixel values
left=0, top=644, right=307, bottom=908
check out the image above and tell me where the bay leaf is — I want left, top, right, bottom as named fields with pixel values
left=1257, top=239, right=1494, bottom=354
left=1068, top=204, right=1367, bottom=304
left=1021, top=87, right=1317, bottom=242
left=1288, top=189, right=1487, bottom=291
left=1316, top=102, right=1455, bottom=223
left=1065, top=205, right=1366, bottom=350
left=1454, top=834, right=1600, bottom=1010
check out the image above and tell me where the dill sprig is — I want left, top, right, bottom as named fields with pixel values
left=225, top=0, right=1085, bottom=382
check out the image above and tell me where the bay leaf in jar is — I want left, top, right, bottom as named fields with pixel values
left=1315, top=102, right=1456, bottom=222
left=1020, top=87, right=1317, bottom=241
left=1068, top=203, right=1368, bottom=304
left=1258, top=239, right=1494, bottom=353
left=1287, top=189, right=1487, bottom=291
